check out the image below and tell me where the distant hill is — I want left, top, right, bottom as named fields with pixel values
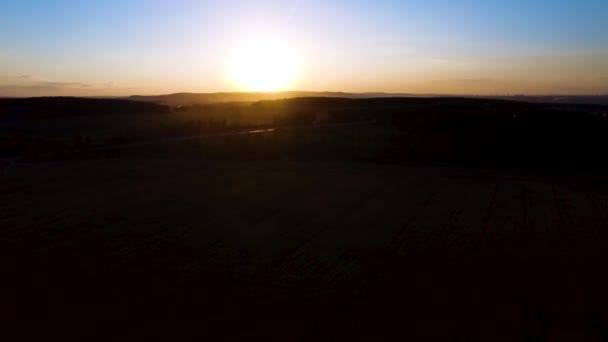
left=128, top=91, right=417, bottom=106
left=129, top=92, right=608, bottom=106
left=486, top=95, right=608, bottom=106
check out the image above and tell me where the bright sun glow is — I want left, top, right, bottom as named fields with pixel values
left=231, top=37, right=299, bottom=92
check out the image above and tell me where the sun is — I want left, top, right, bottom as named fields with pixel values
left=230, top=37, right=299, bottom=92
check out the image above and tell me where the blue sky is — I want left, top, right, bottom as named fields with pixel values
left=1, top=0, right=607, bottom=96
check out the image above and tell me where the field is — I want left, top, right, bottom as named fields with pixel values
left=3, top=96, right=608, bottom=340
left=3, top=156, right=608, bottom=340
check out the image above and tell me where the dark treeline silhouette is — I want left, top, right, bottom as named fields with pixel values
left=171, top=97, right=608, bottom=170
left=2, top=96, right=608, bottom=171
left=387, top=102, right=608, bottom=170
left=0, top=97, right=169, bottom=122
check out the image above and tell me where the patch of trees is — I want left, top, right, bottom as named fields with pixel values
left=3, top=96, right=608, bottom=170
left=387, top=103, right=608, bottom=170
left=0, top=97, right=169, bottom=122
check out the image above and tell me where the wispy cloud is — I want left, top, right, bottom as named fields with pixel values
left=1, top=74, right=44, bottom=82
left=425, top=58, right=450, bottom=64
left=432, top=78, right=497, bottom=84
left=0, top=79, right=135, bottom=97
left=30, top=81, right=91, bottom=88
left=0, top=81, right=92, bottom=97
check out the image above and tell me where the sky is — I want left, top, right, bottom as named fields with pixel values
left=1, top=0, right=607, bottom=96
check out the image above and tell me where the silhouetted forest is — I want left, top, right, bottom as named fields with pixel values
left=2, top=96, right=607, bottom=170
left=167, top=97, right=608, bottom=170
left=0, top=97, right=168, bottom=122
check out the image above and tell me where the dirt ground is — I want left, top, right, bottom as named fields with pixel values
left=2, top=157, right=608, bottom=340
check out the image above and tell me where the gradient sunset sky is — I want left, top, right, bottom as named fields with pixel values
left=1, top=0, right=607, bottom=96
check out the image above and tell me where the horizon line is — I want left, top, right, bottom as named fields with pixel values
left=3, top=91, right=608, bottom=99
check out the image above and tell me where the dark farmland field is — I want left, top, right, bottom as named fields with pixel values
left=3, top=156, right=608, bottom=340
